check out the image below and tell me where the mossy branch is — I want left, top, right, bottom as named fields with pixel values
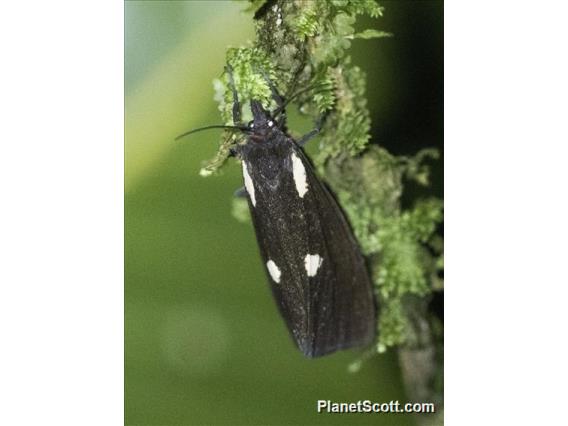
left=200, top=0, right=443, bottom=418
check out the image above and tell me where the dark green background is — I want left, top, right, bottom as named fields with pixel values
left=125, top=1, right=442, bottom=425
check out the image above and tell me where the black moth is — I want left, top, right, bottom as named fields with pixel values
left=187, top=69, right=376, bottom=357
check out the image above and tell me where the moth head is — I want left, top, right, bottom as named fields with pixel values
left=174, top=99, right=278, bottom=143
left=249, top=100, right=276, bottom=135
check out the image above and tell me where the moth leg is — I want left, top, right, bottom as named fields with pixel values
left=276, top=113, right=287, bottom=129
left=225, top=65, right=243, bottom=126
left=233, top=186, right=247, bottom=198
left=253, top=66, right=289, bottom=128
left=297, top=115, right=325, bottom=147
left=255, top=66, right=284, bottom=110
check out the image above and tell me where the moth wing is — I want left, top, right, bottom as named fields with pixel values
left=242, top=138, right=376, bottom=357
left=292, top=146, right=376, bottom=356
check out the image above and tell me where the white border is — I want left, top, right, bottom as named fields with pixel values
left=0, top=1, right=123, bottom=424
left=1, top=0, right=568, bottom=424
left=446, top=1, right=568, bottom=424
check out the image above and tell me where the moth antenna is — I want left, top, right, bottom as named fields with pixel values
left=253, top=65, right=285, bottom=109
left=175, top=125, right=248, bottom=141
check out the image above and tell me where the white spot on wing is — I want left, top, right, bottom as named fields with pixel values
left=304, top=254, right=323, bottom=277
left=242, top=161, right=256, bottom=207
left=266, top=260, right=281, bottom=283
left=291, top=152, right=308, bottom=198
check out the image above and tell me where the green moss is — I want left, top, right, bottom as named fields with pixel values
left=202, top=0, right=444, bottom=356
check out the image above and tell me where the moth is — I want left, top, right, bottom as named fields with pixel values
left=181, top=69, right=376, bottom=357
